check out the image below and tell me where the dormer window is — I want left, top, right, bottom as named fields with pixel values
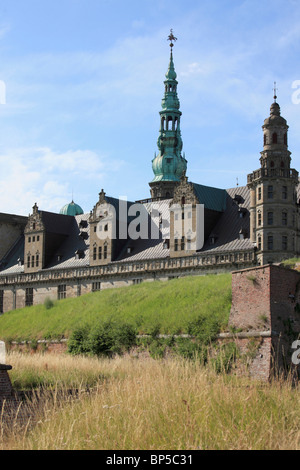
left=79, top=231, right=88, bottom=240
left=75, top=250, right=84, bottom=260
left=238, top=208, right=247, bottom=218
left=163, top=239, right=170, bottom=249
left=234, top=194, right=243, bottom=204
left=239, top=229, right=247, bottom=240
left=210, top=235, right=217, bottom=245
left=79, top=220, right=88, bottom=228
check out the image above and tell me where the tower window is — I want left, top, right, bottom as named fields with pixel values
left=282, top=186, right=288, bottom=199
left=270, top=161, right=274, bottom=168
left=268, top=235, right=274, bottom=250
left=93, top=246, right=97, bottom=260
left=258, top=187, right=262, bottom=200
left=272, top=132, right=277, bottom=144
left=104, top=244, right=108, bottom=259
left=257, top=236, right=262, bottom=251
left=264, top=134, right=267, bottom=145
left=268, top=185, right=273, bottom=199
left=284, top=133, right=287, bottom=145
left=174, top=238, right=178, bottom=252
left=36, top=254, right=39, bottom=267
left=282, top=236, right=288, bottom=250
left=258, top=211, right=262, bottom=226
left=282, top=211, right=288, bottom=226
left=98, top=246, right=102, bottom=260
left=31, top=256, right=35, bottom=268
left=267, top=212, right=273, bottom=225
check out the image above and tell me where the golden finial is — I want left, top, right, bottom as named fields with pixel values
left=167, top=29, right=177, bottom=50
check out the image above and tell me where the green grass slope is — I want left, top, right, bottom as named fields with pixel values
left=0, top=274, right=232, bottom=342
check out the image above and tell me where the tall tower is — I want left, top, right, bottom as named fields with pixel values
left=247, top=88, right=299, bottom=265
left=149, top=31, right=187, bottom=199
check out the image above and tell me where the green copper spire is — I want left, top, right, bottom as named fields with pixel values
left=150, top=31, right=187, bottom=197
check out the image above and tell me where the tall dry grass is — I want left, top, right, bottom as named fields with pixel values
left=1, top=352, right=300, bottom=450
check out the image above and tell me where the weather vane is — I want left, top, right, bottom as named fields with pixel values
left=273, top=81, right=278, bottom=102
left=168, top=29, right=177, bottom=50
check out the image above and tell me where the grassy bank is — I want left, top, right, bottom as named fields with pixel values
left=2, top=352, right=300, bottom=450
left=0, top=274, right=232, bottom=342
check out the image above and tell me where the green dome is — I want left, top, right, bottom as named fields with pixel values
left=59, top=200, right=84, bottom=216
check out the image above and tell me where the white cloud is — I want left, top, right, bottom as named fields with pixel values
left=0, top=146, right=123, bottom=215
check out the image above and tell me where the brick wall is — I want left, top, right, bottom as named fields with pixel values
left=229, top=264, right=300, bottom=380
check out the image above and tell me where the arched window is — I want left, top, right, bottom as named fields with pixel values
left=272, top=132, right=277, bottom=144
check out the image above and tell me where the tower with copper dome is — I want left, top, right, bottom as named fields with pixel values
left=149, top=31, right=187, bottom=199
left=247, top=87, right=300, bottom=264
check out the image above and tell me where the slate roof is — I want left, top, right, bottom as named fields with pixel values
left=200, top=185, right=253, bottom=253
left=46, top=213, right=90, bottom=270
left=0, top=184, right=255, bottom=276
left=115, top=199, right=172, bottom=263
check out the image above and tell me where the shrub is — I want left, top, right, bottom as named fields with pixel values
left=186, top=315, right=220, bottom=345
left=175, top=337, right=208, bottom=363
left=67, top=325, right=91, bottom=356
left=149, top=339, right=167, bottom=359
left=44, top=297, right=54, bottom=310
left=68, top=320, right=137, bottom=357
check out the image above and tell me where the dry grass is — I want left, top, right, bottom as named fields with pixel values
left=1, top=352, right=300, bottom=450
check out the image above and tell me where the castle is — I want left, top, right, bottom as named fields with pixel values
left=0, top=33, right=300, bottom=314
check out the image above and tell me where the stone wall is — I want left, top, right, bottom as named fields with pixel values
left=0, top=251, right=255, bottom=313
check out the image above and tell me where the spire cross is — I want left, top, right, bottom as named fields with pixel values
left=167, top=29, right=177, bottom=50
left=273, top=81, right=278, bottom=102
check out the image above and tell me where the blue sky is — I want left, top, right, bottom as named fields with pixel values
left=1, top=0, right=300, bottom=215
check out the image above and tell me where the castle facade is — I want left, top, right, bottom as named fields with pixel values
left=0, top=37, right=299, bottom=314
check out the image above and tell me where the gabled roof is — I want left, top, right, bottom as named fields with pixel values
left=38, top=211, right=74, bottom=235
